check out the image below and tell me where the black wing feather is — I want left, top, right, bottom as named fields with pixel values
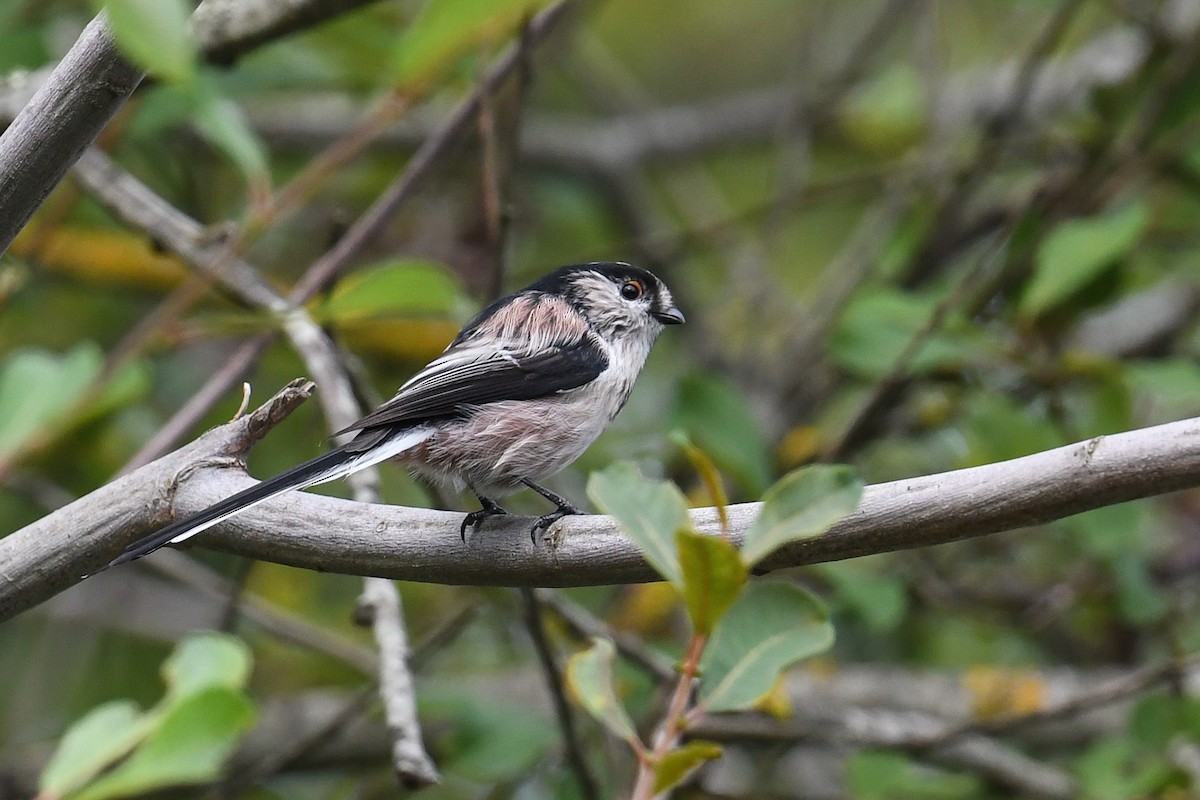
left=336, top=335, right=607, bottom=436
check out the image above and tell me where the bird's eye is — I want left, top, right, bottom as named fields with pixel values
left=620, top=280, right=644, bottom=301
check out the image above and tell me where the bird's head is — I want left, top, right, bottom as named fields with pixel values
left=531, top=262, right=685, bottom=340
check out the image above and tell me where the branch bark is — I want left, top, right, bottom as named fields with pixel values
left=0, top=15, right=142, bottom=256
left=192, top=0, right=390, bottom=66
left=3, top=381, right=1200, bottom=622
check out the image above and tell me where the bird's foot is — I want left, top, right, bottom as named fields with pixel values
left=461, top=496, right=508, bottom=541
left=530, top=502, right=582, bottom=544
left=521, top=479, right=584, bottom=544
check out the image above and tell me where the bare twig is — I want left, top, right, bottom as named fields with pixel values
left=193, top=0, right=392, bottom=66
left=290, top=0, right=574, bottom=302
left=534, top=588, right=674, bottom=680
left=901, top=0, right=1088, bottom=288
left=119, top=335, right=272, bottom=474
left=520, top=589, right=600, bottom=799
left=355, top=579, right=439, bottom=787
left=693, top=711, right=1075, bottom=799
left=919, top=652, right=1200, bottom=749
left=821, top=234, right=1008, bottom=461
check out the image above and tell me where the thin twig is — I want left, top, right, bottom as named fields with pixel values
left=630, top=633, right=706, bottom=799
left=355, top=578, right=439, bottom=787
left=520, top=589, right=601, bottom=800
left=534, top=588, right=674, bottom=680
left=290, top=0, right=573, bottom=302
left=142, top=546, right=379, bottom=675
left=118, top=335, right=271, bottom=474
left=72, top=134, right=439, bottom=788
left=917, top=652, right=1200, bottom=749
left=901, top=0, right=1087, bottom=288
left=821, top=233, right=1009, bottom=461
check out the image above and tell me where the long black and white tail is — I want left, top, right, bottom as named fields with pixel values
left=105, top=427, right=430, bottom=570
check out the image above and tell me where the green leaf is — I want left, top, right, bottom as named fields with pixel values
left=1077, top=737, right=1175, bottom=800
left=564, top=638, right=639, bottom=745
left=830, top=289, right=989, bottom=380
left=670, top=431, right=729, bottom=516
left=162, top=633, right=253, bottom=698
left=962, top=392, right=1064, bottom=464
left=588, top=463, right=689, bottom=587
left=73, top=688, right=256, bottom=800
left=839, top=64, right=926, bottom=155
left=740, top=465, right=863, bottom=567
left=813, top=561, right=908, bottom=633
left=1021, top=201, right=1148, bottom=319
left=38, top=701, right=147, bottom=798
left=671, top=373, right=772, bottom=494
left=97, top=0, right=196, bottom=84
left=322, top=259, right=466, bottom=322
left=848, top=750, right=983, bottom=800
left=393, top=0, right=552, bottom=89
left=188, top=79, right=269, bottom=183
left=428, top=695, right=557, bottom=782
left=676, top=529, right=746, bottom=635
left=0, top=345, right=102, bottom=459
left=652, top=741, right=723, bottom=794
left=1127, top=358, right=1200, bottom=422
left=1110, top=551, right=1170, bottom=626
left=699, top=582, right=834, bottom=713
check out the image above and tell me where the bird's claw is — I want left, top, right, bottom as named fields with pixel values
left=530, top=504, right=582, bottom=544
left=460, top=504, right=508, bottom=541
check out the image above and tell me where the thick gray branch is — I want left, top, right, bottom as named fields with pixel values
left=3, top=382, right=1200, bottom=621
left=0, top=16, right=143, bottom=256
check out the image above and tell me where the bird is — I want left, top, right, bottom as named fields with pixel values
left=106, top=261, right=684, bottom=569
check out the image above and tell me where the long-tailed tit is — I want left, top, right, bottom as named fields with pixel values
left=107, top=262, right=684, bottom=568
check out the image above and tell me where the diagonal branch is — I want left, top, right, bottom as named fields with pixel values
left=0, top=0, right=398, bottom=258
left=0, top=15, right=142, bottom=256
left=3, top=382, right=1200, bottom=622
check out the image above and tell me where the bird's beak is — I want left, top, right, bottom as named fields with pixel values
left=653, top=306, right=686, bottom=325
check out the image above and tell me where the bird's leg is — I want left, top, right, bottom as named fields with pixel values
left=461, top=492, right=509, bottom=541
left=523, top=479, right=583, bottom=542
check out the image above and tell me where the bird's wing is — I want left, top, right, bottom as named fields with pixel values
left=335, top=333, right=608, bottom=436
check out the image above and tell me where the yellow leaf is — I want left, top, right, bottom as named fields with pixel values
left=609, top=583, right=679, bottom=635
left=337, top=318, right=460, bottom=363
left=751, top=675, right=794, bottom=720
left=13, top=226, right=188, bottom=290
left=776, top=425, right=822, bottom=469
left=963, top=666, right=1046, bottom=719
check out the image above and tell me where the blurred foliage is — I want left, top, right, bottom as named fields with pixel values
left=38, top=633, right=256, bottom=800
left=3, top=0, right=1200, bottom=797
